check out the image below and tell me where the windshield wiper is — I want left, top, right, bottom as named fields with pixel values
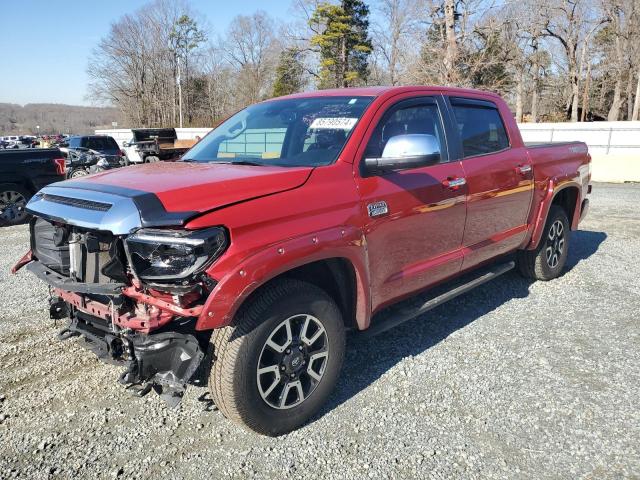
left=226, top=160, right=264, bottom=166
left=180, top=159, right=265, bottom=166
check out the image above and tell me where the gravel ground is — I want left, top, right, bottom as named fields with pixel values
left=0, top=183, right=638, bottom=479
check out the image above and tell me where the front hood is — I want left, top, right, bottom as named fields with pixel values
left=26, top=162, right=313, bottom=234
left=69, top=162, right=313, bottom=212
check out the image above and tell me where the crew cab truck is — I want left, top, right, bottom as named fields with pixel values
left=12, top=86, right=591, bottom=435
left=0, top=148, right=66, bottom=225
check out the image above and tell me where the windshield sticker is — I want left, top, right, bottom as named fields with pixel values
left=310, top=117, right=358, bottom=130
left=348, top=98, right=357, bottom=104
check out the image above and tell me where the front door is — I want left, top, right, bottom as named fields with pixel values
left=354, top=96, right=467, bottom=312
left=446, top=96, right=534, bottom=269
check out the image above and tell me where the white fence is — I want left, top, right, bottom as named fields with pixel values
left=97, top=123, right=640, bottom=182
left=518, top=121, right=640, bottom=183
left=518, top=121, right=640, bottom=154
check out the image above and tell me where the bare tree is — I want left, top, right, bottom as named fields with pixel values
left=371, top=0, right=423, bottom=85
left=224, top=11, right=278, bottom=105
left=541, top=0, right=601, bottom=122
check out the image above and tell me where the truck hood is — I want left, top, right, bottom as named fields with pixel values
left=25, top=162, right=313, bottom=234
left=72, top=161, right=314, bottom=212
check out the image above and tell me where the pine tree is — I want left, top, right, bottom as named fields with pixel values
left=310, top=0, right=372, bottom=89
left=272, top=48, right=305, bottom=97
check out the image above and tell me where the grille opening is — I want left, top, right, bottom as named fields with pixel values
left=31, top=219, right=127, bottom=283
left=41, top=194, right=112, bottom=212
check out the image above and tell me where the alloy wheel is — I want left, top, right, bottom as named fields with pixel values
left=545, top=219, right=565, bottom=268
left=0, top=190, right=28, bottom=223
left=256, top=314, right=329, bottom=409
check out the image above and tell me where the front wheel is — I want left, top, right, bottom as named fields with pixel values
left=0, top=184, right=30, bottom=225
left=209, top=279, right=345, bottom=436
left=69, top=168, right=89, bottom=178
left=516, top=205, right=570, bottom=281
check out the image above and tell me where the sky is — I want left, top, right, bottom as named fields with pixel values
left=0, top=0, right=293, bottom=106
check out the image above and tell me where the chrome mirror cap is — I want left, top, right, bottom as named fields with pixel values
left=381, top=134, right=440, bottom=158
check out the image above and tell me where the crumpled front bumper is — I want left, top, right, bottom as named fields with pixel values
left=59, top=306, right=205, bottom=407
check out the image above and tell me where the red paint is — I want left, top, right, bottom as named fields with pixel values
left=11, top=250, right=33, bottom=274
left=42, top=86, right=591, bottom=333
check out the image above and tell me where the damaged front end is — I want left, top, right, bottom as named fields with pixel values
left=14, top=185, right=228, bottom=406
left=55, top=302, right=205, bottom=407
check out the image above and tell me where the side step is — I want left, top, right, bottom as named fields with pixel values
left=362, top=261, right=515, bottom=338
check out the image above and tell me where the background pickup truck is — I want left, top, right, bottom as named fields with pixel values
left=15, top=86, right=591, bottom=436
left=123, top=128, right=196, bottom=163
left=0, top=148, right=66, bottom=225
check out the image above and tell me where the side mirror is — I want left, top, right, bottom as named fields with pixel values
left=364, top=134, right=441, bottom=174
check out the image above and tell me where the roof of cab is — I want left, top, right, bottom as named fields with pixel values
left=273, top=85, right=503, bottom=101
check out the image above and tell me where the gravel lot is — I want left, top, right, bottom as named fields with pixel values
left=0, top=183, right=638, bottom=479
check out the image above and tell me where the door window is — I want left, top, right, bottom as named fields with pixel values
left=364, top=102, right=446, bottom=161
left=450, top=100, right=509, bottom=158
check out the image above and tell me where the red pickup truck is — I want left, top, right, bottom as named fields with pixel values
left=13, top=86, right=591, bottom=435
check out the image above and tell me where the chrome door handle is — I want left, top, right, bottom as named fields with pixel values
left=518, top=164, right=532, bottom=174
left=443, top=177, right=466, bottom=190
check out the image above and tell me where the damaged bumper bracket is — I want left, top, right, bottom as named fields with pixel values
left=60, top=312, right=204, bottom=407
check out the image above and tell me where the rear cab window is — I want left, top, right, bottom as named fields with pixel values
left=83, top=136, right=119, bottom=151
left=449, top=97, right=510, bottom=158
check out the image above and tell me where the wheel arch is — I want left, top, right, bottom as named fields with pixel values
left=551, top=185, right=580, bottom=227
left=196, top=226, right=371, bottom=331
left=527, top=181, right=581, bottom=250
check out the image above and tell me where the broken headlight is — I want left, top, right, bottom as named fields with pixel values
left=125, top=227, right=228, bottom=282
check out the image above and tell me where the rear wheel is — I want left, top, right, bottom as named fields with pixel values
left=0, top=184, right=30, bottom=226
left=209, top=279, right=345, bottom=436
left=517, top=205, right=570, bottom=280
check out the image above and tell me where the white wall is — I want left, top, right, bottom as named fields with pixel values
left=97, top=123, right=640, bottom=183
left=518, top=121, right=640, bottom=183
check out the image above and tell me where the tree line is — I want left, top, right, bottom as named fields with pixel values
left=88, top=0, right=640, bottom=127
left=0, top=103, right=122, bottom=135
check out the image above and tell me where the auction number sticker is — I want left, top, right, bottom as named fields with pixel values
left=310, top=117, right=358, bottom=130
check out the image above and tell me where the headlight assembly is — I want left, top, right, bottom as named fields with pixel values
left=125, top=227, right=228, bottom=282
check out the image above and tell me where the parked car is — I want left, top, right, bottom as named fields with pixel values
left=0, top=148, right=66, bottom=225
left=62, top=135, right=126, bottom=177
left=66, top=149, right=126, bottom=178
left=13, top=86, right=591, bottom=435
left=123, top=128, right=195, bottom=163
left=19, top=136, right=38, bottom=148
left=63, top=135, right=122, bottom=155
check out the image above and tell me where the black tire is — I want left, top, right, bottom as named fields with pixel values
left=146, top=156, right=160, bottom=163
left=517, top=205, right=570, bottom=281
left=0, top=183, right=31, bottom=226
left=209, top=278, right=345, bottom=436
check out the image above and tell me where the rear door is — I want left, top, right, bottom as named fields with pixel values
left=445, top=96, right=533, bottom=269
left=354, top=95, right=467, bottom=311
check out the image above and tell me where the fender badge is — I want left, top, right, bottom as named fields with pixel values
left=367, top=201, right=389, bottom=217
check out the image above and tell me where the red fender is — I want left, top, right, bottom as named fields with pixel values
left=527, top=178, right=583, bottom=250
left=195, top=225, right=371, bottom=331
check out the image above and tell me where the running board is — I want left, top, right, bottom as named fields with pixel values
left=362, top=261, right=515, bottom=338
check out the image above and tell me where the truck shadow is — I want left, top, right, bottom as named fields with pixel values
left=316, top=229, right=607, bottom=422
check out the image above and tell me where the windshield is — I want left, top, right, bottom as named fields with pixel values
left=183, top=96, right=373, bottom=167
